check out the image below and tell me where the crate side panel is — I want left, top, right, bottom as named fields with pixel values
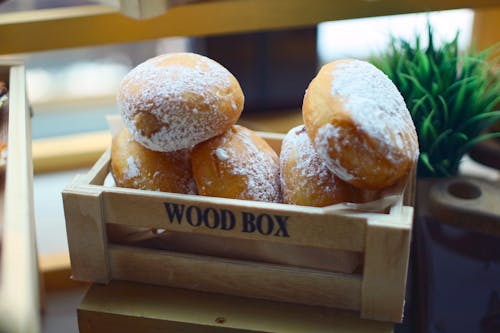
left=102, top=189, right=367, bottom=252
left=108, top=245, right=362, bottom=311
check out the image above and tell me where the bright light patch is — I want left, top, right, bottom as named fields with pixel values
left=317, top=9, right=474, bottom=64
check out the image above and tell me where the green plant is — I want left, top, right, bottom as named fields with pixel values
left=372, top=25, right=500, bottom=177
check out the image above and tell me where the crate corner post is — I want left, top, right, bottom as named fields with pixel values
left=63, top=186, right=111, bottom=284
left=360, top=208, right=413, bottom=322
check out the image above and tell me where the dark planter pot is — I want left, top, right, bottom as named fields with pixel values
left=412, top=177, right=500, bottom=333
left=470, top=137, right=500, bottom=170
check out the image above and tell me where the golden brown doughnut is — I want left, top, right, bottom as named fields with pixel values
left=302, top=59, right=419, bottom=190
left=111, top=127, right=196, bottom=193
left=191, top=125, right=281, bottom=203
left=280, top=125, right=383, bottom=207
left=117, top=52, right=244, bottom=152
left=0, top=141, right=6, bottom=169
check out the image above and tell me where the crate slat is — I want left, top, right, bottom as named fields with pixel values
left=101, top=188, right=368, bottom=251
left=109, top=245, right=362, bottom=311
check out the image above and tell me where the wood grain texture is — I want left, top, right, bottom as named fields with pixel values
left=0, top=65, right=40, bottom=333
left=109, top=245, right=362, bottom=311
left=1, top=0, right=499, bottom=55
left=78, top=281, right=394, bottom=332
left=360, top=207, right=413, bottom=322
left=62, top=185, right=110, bottom=284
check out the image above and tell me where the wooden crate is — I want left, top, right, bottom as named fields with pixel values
left=63, top=132, right=414, bottom=323
left=78, top=280, right=395, bottom=333
left=0, top=63, right=40, bottom=333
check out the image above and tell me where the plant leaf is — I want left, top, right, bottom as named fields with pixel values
left=459, top=111, right=500, bottom=133
left=372, top=25, right=499, bottom=177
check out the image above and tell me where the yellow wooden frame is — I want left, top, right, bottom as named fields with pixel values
left=1, top=0, right=499, bottom=55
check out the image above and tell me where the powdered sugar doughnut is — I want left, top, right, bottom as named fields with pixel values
left=280, top=125, right=382, bottom=206
left=111, top=127, right=196, bottom=194
left=302, top=59, right=419, bottom=189
left=191, top=125, right=281, bottom=203
left=117, top=52, right=244, bottom=152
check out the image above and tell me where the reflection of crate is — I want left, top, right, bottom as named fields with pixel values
left=0, top=63, right=40, bottom=332
left=63, top=133, right=414, bottom=323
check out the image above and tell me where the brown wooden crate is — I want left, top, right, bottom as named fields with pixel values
left=63, top=132, right=414, bottom=322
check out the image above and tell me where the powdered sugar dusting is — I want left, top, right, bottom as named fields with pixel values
left=215, top=148, right=229, bottom=161
left=187, top=178, right=198, bottom=195
left=281, top=126, right=338, bottom=195
left=329, top=60, right=418, bottom=162
left=314, top=124, right=355, bottom=181
left=118, top=53, right=242, bottom=152
left=215, top=127, right=281, bottom=202
left=125, top=156, right=141, bottom=179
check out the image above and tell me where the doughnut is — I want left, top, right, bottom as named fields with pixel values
left=302, top=59, right=419, bottom=189
left=191, top=125, right=281, bottom=203
left=111, top=127, right=196, bottom=194
left=117, top=52, right=244, bottom=152
left=280, top=125, right=382, bottom=206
